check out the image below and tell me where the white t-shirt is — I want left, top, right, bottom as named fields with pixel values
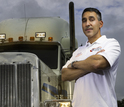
left=63, top=35, right=121, bottom=107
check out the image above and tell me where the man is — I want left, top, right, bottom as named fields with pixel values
left=61, top=8, right=121, bottom=107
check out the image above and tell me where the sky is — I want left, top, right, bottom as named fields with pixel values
left=0, top=0, right=124, bottom=100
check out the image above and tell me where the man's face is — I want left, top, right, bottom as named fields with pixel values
left=82, top=12, right=103, bottom=40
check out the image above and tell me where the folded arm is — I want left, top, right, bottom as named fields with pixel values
left=61, top=68, right=89, bottom=81
left=61, top=55, right=110, bottom=81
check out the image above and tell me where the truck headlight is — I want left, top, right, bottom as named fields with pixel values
left=0, top=33, right=6, bottom=40
left=44, top=99, right=72, bottom=107
left=59, top=102, right=71, bottom=107
left=35, top=32, right=46, bottom=38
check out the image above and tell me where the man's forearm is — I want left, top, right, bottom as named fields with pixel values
left=61, top=68, right=89, bottom=81
left=72, top=55, right=110, bottom=72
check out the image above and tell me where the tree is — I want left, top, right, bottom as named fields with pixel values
left=118, top=99, right=124, bottom=107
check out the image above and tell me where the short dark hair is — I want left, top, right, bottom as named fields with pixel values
left=82, top=7, right=102, bottom=21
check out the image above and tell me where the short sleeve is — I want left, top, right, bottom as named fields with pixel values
left=98, top=39, right=121, bottom=67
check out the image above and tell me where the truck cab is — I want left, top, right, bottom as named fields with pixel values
left=0, top=17, right=77, bottom=107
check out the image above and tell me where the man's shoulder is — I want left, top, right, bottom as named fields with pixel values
left=101, top=35, right=120, bottom=45
left=106, top=37, right=120, bottom=46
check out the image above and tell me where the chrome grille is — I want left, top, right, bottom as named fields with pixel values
left=0, top=63, right=31, bottom=107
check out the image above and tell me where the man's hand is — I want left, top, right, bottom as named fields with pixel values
left=67, top=63, right=72, bottom=69
left=67, top=61, right=77, bottom=69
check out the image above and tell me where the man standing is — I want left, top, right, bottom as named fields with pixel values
left=61, top=8, right=121, bottom=107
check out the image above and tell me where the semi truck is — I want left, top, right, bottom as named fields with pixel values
left=0, top=2, right=78, bottom=107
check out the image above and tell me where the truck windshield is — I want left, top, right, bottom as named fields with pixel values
left=0, top=43, right=58, bottom=69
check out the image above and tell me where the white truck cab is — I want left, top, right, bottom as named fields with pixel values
left=0, top=2, right=77, bottom=107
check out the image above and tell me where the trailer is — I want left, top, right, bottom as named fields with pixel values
left=0, top=2, right=77, bottom=107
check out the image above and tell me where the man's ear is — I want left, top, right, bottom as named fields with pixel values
left=99, top=20, right=103, bottom=28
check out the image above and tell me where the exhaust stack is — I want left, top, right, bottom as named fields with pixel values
left=69, top=2, right=75, bottom=55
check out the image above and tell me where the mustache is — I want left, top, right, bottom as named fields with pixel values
left=85, top=27, right=93, bottom=31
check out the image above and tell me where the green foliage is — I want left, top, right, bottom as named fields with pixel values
left=118, top=99, right=124, bottom=107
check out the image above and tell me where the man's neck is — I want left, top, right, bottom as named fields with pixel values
left=88, top=31, right=102, bottom=44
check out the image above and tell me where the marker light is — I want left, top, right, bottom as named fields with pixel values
left=8, top=38, right=13, bottom=42
left=19, top=36, right=23, bottom=41
left=0, top=34, right=6, bottom=40
left=35, top=32, right=46, bottom=38
left=30, top=37, right=35, bottom=41
left=48, top=37, right=53, bottom=41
